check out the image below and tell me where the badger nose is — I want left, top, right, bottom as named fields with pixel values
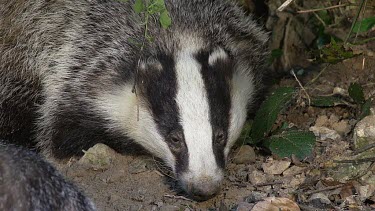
left=187, top=177, right=221, bottom=201
left=190, top=186, right=220, bottom=201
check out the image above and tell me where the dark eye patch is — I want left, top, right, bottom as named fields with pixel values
left=195, top=48, right=233, bottom=168
left=137, top=53, right=180, bottom=137
left=136, top=52, right=189, bottom=173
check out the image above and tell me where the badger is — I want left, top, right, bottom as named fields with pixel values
left=0, top=0, right=268, bottom=201
left=0, top=141, right=96, bottom=211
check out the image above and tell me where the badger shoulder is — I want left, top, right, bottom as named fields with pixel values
left=0, top=141, right=96, bottom=211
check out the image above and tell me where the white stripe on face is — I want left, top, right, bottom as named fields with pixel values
left=225, top=64, right=255, bottom=157
left=175, top=48, right=223, bottom=189
left=95, top=85, right=175, bottom=168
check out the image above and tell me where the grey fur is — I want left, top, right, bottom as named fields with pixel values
left=0, top=141, right=96, bottom=211
left=0, top=0, right=268, bottom=200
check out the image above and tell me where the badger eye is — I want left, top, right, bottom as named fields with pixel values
left=167, top=130, right=184, bottom=153
left=215, top=130, right=226, bottom=146
left=171, top=136, right=181, bottom=144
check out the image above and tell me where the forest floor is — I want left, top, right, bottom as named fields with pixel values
left=54, top=56, right=375, bottom=211
left=53, top=1, right=375, bottom=210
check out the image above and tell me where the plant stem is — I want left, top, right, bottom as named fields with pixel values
left=344, top=0, right=366, bottom=45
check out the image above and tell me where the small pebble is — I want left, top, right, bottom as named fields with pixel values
left=233, top=145, right=256, bottom=164
left=262, top=160, right=291, bottom=175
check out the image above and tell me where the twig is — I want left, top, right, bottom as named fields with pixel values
left=334, top=157, right=375, bottom=164
left=297, top=4, right=348, bottom=13
left=308, top=64, right=330, bottom=85
left=351, top=36, right=375, bottom=45
left=304, top=184, right=344, bottom=195
left=354, top=142, right=375, bottom=155
left=362, top=56, right=366, bottom=70
left=354, top=0, right=368, bottom=43
left=312, top=11, right=327, bottom=27
left=254, top=181, right=284, bottom=187
left=277, top=0, right=294, bottom=12
left=344, top=0, right=366, bottom=45
left=291, top=69, right=311, bottom=106
left=164, top=194, right=193, bottom=201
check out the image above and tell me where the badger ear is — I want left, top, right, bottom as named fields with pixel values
left=136, top=58, right=157, bottom=95
left=137, top=57, right=162, bottom=84
left=206, top=47, right=234, bottom=77
left=138, top=57, right=163, bottom=75
left=208, top=47, right=231, bottom=66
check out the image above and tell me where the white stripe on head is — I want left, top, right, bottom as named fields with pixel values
left=175, top=44, right=222, bottom=182
left=95, top=85, right=175, bottom=167
left=225, top=64, right=255, bottom=157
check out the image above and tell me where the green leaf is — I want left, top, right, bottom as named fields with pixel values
left=268, top=49, right=283, bottom=63
left=359, top=99, right=373, bottom=120
left=266, top=130, right=316, bottom=160
left=250, top=87, right=296, bottom=144
left=310, top=96, right=347, bottom=107
left=237, top=121, right=254, bottom=145
left=353, top=16, right=375, bottom=33
left=320, top=38, right=354, bottom=64
left=133, top=0, right=144, bottom=13
left=148, top=0, right=166, bottom=14
left=348, top=83, right=365, bottom=104
left=159, top=10, right=171, bottom=29
left=271, top=49, right=283, bottom=58
left=317, top=10, right=332, bottom=25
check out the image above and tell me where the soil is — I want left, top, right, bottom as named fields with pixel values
left=48, top=55, right=375, bottom=211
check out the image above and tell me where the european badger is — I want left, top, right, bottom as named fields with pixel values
left=0, top=0, right=268, bottom=200
left=0, top=141, right=96, bottom=211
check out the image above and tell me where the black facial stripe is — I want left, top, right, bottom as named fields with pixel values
left=196, top=49, right=232, bottom=169
left=137, top=52, right=188, bottom=174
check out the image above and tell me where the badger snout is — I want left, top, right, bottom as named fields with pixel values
left=179, top=172, right=223, bottom=201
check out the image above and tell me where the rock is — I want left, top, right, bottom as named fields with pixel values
left=283, top=166, right=306, bottom=176
left=360, top=170, right=375, bottom=185
left=315, top=115, right=329, bottom=127
left=159, top=205, right=181, bottom=211
left=313, top=114, right=350, bottom=137
left=331, top=120, right=351, bottom=136
left=353, top=114, right=375, bottom=157
left=236, top=202, right=254, bottom=211
left=129, top=158, right=149, bottom=174
left=308, top=193, right=332, bottom=209
left=78, top=143, right=117, bottom=170
left=248, top=170, right=267, bottom=185
left=245, top=191, right=268, bottom=203
left=333, top=87, right=347, bottom=95
left=310, top=126, right=341, bottom=141
left=289, top=174, right=306, bottom=188
left=262, top=159, right=291, bottom=175
left=233, top=145, right=256, bottom=164
left=251, top=197, right=300, bottom=211
left=357, top=185, right=375, bottom=201
left=327, top=159, right=371, bottom=183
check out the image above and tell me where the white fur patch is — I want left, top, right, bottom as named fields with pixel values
left=95, top=85, right=175, bottom=168
left=175, top=47, right=222, bottom=182
left=225, top=64, right=255, bottom=157
left=208, top=48, right=228, bottom=66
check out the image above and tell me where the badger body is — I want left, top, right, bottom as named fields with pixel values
left=0, top=0, right=268, bottom=200
left=0, top=141, right=96, bottom=211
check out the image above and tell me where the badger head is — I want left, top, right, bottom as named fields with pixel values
left=98, top=40, right=255, bottom=201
